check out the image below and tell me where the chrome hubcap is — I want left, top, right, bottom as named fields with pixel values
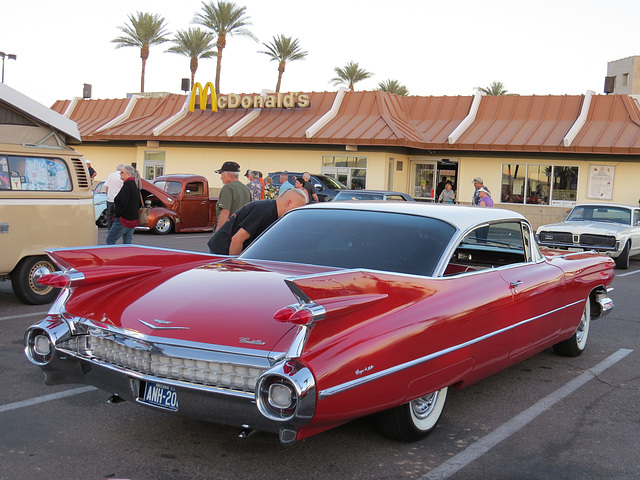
left=411, top=392, right=438, bottom=420
left=30, top=264, right=53, bottom=293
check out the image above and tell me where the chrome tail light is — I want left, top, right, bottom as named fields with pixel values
left=24, top=316, right=72, bottom=366
left=256, top=360, right=316, bottom=424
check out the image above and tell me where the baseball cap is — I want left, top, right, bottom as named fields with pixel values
left=215, top=161, right=241, bottom=173
left=473, top=177, right=483, bottom=184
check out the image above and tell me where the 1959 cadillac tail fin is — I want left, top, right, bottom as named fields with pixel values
left=25, top=203, right=615, bottom=445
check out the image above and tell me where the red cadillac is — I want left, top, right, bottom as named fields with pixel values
left=25, top=203, right=614, bottom=445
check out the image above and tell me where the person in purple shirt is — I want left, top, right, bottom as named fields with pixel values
left=478, top=187, right=493, bottom=207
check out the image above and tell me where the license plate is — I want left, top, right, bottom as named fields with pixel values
left=142, top=381, right=178, bottom=411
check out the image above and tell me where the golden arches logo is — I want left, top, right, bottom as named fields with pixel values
left=189, top=82, right=218, bottom=112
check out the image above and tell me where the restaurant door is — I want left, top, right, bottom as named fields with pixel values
left=412, top=161, right=437, bottom=201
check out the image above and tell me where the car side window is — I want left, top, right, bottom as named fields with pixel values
left=634, top=210, right=640, bottom=225
left=444, top=221, right=527, bottom=276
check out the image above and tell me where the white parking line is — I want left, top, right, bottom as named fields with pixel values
left=0, top=311, right=47, bottom=322
left=421, top=348, right=634, bottom=480
left=616, top=269, right=640, bottom=277
left=0, top=386, right=96, bottom=414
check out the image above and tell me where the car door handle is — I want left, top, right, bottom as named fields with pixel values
left=510, top=280, right=523, bottom=292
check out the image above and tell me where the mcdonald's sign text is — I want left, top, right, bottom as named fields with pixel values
left=189, top=83, right=310, bottom=112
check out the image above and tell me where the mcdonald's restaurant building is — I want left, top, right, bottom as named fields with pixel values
left=53, top=85, right=640, bottom=229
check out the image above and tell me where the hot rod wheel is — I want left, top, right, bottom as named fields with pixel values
left=153, top=217, right=173, bottom=234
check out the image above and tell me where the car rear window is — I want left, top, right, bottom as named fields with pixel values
left=242, top=208, right=455, bottom=276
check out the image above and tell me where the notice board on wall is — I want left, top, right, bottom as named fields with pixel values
left=587, top=165, right=615, bottom=200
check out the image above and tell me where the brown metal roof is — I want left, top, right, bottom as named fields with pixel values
left=51, top=91, right=640, bottom=155
left=454, top=95, right=585, bottom=152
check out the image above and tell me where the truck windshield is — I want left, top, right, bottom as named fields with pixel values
left=154, top=180, right=182, bottom=196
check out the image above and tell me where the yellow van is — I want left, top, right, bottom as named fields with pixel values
left=0, top=84, right=97, bottom=304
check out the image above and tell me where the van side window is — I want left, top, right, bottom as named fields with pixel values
left=1, top=155, right=71, bottom=191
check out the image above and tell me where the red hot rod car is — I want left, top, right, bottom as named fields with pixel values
left=139, top=174, right=218, bottom=234
left=25, top=203, right=614, bottom=445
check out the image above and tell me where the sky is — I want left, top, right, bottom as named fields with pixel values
left=2, top=0, right=640, bottom=107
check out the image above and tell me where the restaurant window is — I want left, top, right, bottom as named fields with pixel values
left=321, top=156, right=367, bottom=189
left=143, top=151, right=165, bottom=181
left=501, top=164, right=577, bottom=207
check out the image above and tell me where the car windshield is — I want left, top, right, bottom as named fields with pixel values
left=315, top=175, right=348, bottom=190
left=334, top=192, right=384, bottom=201
left=241, top=208, right=456, bottom=276
left=567, top=206, right=631, bottom=225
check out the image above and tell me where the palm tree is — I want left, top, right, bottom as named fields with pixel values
left=259, top=34, right=308, bottom=93
left=476, top=81, right=509, bottom=96
left=166, top=28, right=217, bottom=88
left=112, top=12, right=171, bottom=93
left=377, top=79, right=409, bottom=96
left=330, top=61, right=373, bottom=91
left=194, top=1, right=257, bottom=94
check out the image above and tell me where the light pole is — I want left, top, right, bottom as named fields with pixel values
left=0, top=52, right=17, bottom=83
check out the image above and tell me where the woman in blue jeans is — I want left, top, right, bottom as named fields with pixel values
left=106, top=165, right=141, bottom=245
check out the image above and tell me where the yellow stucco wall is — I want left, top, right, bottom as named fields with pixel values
left=78, top=142, right=640, bottom=230
left=457, top=156, right=640, bottom=229
left=78, top=143, right=396, bottom=194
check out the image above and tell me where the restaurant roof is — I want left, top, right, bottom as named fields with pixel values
left=50, top=89, right=640, bottom=155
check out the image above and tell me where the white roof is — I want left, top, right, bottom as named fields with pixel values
left=0, top=82, right=81, bottom=143
left=304, top=202, right=526, bottom=232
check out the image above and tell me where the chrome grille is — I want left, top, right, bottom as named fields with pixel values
left=60, top=335, right=265, bottom=393
left=579, top=234, right=616, bottom=248
left=538, top=231, right=572, bottom=244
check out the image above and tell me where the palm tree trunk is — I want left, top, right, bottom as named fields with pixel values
left=215, top=50, right=223, bottom=94
left=215, top=33, right=227, bottom=94
left=276, top=61, right=285, bottom=93
left=190, top=57, right=198, bottom=90
left=140, top=45, right=149, bottom=93
left=141, top=58, right=146, bottom=93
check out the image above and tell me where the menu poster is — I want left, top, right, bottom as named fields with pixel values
left=587, top=165, right=615, bottom=200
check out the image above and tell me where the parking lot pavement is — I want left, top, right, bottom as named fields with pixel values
left=97, top=227, right=212, bottom=253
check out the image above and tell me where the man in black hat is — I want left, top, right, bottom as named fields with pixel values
left=215, top=161, right=251, bottom=231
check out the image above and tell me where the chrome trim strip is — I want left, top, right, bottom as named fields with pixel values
left=538, top=241, right=617, bottom=252
left=318, top=299, right=585, bottom=399
left=80, top=318, right=281, bottom=361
